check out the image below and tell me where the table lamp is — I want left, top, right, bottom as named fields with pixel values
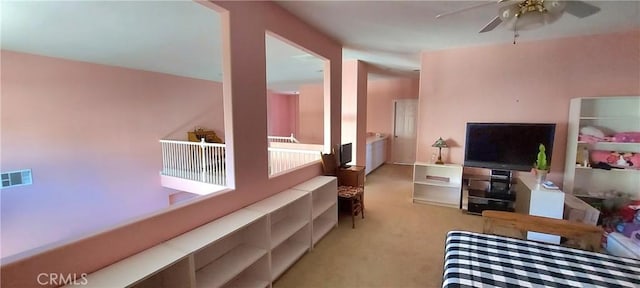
left=431, top=137, right=448, bottom=165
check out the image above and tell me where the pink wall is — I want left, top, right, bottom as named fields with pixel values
left=298, top=83, right=325, bottom=144
left=366, top=77, right=420, bottom=162
left=417, top=30, right=640, bottom=184
left=1, top=1, right=343, bottom=286
left=267, top=91, right=298, bottom=137
left=0, top=50, right=224, bottom=259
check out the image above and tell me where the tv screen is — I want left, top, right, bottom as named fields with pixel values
left=464, top=123, right=556, bottom=172
left=340, top=143, right=352, bottom=168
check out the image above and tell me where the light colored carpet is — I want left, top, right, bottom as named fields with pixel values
left=274, top=164, right=483, bottom=288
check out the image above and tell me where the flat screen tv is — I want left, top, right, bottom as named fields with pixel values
left=464, top=123, right=556, bottom=172
left=340, top=143, right=353, bottom=168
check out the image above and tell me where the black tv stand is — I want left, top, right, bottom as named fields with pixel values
left=464, top=169, right=516, bottom=215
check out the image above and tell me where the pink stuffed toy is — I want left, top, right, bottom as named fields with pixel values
left=612, top=132, right=640, bottom=143
left=590, top=150, right=640, bottom=169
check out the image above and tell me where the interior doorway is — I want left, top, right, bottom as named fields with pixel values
left=392, top=99, right=418, bottom=164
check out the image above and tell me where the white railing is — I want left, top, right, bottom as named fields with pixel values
left=160, top=139, right=226, bottom=186
left=268, top=133, right=300, bottom=143
left=268, top=147, right=321, bottom=176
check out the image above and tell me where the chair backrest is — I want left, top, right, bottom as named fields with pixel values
left=320, top=152, right=338, bottom=176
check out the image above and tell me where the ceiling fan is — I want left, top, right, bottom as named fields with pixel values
left=436, top=0, right=601, bottom=33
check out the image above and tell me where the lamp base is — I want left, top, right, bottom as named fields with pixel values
left=435, top=148, right=444, bottom=164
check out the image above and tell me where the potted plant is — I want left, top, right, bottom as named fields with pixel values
left=533, top=143, right=550, bottom=184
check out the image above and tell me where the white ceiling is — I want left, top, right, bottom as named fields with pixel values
left=277, top=0, right=640, bottom=73
left=2, top=1, right=639, bottom=89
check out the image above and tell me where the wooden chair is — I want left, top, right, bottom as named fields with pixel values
left=320, top=152, right=364, bottom=228
left=482, top=210, right=604, bottom=252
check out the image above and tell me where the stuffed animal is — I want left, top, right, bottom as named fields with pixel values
left=590, top=150, right=640, bottom=169
left=612, top=132, right=640, bottom=143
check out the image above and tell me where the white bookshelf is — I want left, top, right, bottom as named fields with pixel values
left=73, top=244, right=192, bottom=288
left=311, top=210, right=337, bottom=245
left=563, top=96, right=640, bottom=200
left=271, top=238, right=309, bottom=279
left=245, top=188, right=312, bottom=282
left=246, top=189, right=310, bottom=249
left=222, top=255, right=270, bottom=288
left=164, top=209, right=267, bottom=255
left=75, top=176, right=336, bottom=288
left=412, top=162, right=463, bottom=208
left=293, top=176, right=338, bottom=246
left=195, top=244, right=268, bottom=288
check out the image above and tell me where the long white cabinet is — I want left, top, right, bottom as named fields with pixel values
left=70, top=176, right=337, bottom=288
left=365, top=135, right=388, bottom=175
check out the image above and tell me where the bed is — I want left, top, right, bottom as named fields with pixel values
left=443, top=211, right=640, bottom=287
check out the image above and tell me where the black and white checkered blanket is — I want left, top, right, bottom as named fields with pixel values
left=443, top=231, right=640, bottom=287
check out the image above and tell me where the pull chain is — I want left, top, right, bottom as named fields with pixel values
left=513, top=17, right=519, bottom=45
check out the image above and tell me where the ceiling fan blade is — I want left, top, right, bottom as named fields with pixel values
left=564, top=1, right=601, bottom=18
left=435, top=1, right=496, bottom=19
left=479, top=16, right=503, bottom=33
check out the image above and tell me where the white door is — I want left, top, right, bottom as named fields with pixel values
left=393, top=99, right=418, bottom=164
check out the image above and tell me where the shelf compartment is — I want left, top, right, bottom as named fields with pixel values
left=271, top=216, right=309, bottom=249
left=312, top=195, right=336, bottom=220
left=412, top=184, right=460, bottom=208
left=579, top=96, right=640, bottom=118
left=575, top=166, right=640, bottom=173
left=578, top=118, right=640, bottom=132
left=573, top=168, right=640, bottom=199
left=164, top=209, right=266, bottom=255
left=195, top=244, right=268, bottom=288
left=413, top=163, right=463, bottom=185
left=294, top=176, right=337, bottom=220
left=467, top=189, right=515, bottom=201
left=246, top=189, right=311, bottom=250
left=577, top=141, right=640, bottom=153
left=221, top=254, right=270, bottom=288
left=246, top=189, right=309, bottom=214
left=312, top=207, right=337, bottom=245
left=79, top=244, right=190, bottom=288
left=271, top=239, right=309, bottom=280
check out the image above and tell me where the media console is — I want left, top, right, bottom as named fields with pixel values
left=461, top=169, right=566, bottom=245
left=464, top=169, right=516, bottom=214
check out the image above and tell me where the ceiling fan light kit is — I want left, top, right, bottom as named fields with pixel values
left=437, top=0, right=601, bottom=39
left=499, top=0, right=566, bottom=32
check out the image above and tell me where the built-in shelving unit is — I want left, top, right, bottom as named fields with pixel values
left=73, top=176, right=337, bottom=288
left=246, top=188, right=311, bottom=281
left=75, top=244, right=192, bottom=288
left=564, top=96, right=640, bottom=200
left=412, top=163, right=463, bottom=208
left=292, top=176, right=338, bottom=246
left=166, top=209, right=269, bottom=288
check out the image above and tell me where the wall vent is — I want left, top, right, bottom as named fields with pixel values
left=1, top=169, right=32, bottom=189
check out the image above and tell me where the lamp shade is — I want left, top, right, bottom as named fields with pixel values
left=431, top=137, right=448, bottom=148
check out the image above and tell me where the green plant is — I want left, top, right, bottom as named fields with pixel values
left=534, top=143, right=549, bottom=171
